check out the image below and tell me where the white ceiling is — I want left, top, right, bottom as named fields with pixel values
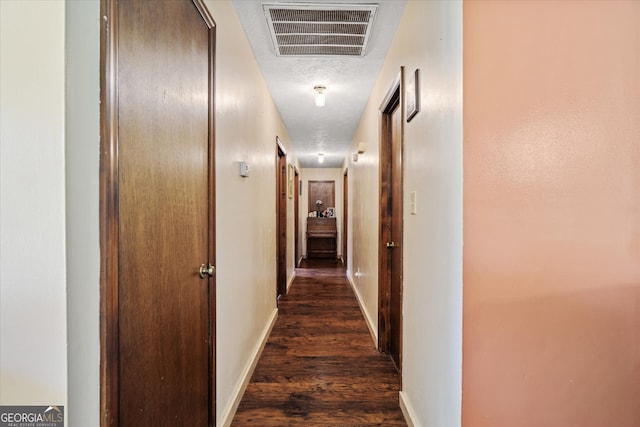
left=232, top=0, right=407, bottom=168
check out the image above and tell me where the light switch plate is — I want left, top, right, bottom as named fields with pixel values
left=239, top=161, right=250, bottom=177
left=409, top=191, right=417, bottom=215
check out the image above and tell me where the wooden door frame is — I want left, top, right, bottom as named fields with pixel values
left=99, top=0, right=217, bottom=424
left=294, top=167, right=301, bottom=267
left=377, top=69, right=404, bottom=366
left=343, top=169, right=348, bottom=266
left=276, top=138, right=287, bottom=300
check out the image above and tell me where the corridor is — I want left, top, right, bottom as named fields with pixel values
left=4, top=1, right=638, bottom=426
left=232, top=259, right=406, bottom=426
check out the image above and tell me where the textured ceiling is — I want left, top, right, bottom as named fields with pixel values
left=232, top=0, right=407, bottom=168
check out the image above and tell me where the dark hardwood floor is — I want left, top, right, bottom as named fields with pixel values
left=232, top=258, right=406, bottom=426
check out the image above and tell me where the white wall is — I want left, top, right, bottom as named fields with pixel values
left=65, top=1, right=100, bottom=426
left=348, top=1, right=463, bottom=426
left=2, top=2, right=297, bottom=426
left=396, top=2, right=463, bottom=425
left=346, top=138, right=380, bottom=342
left=0, top=0, right=68, bottom=412
left=300, top=168, right=344, bottom=259
left=204, top=1, right=296, bottom=424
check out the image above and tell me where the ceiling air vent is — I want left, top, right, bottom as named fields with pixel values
left=263, top=3, right=378, bottom=57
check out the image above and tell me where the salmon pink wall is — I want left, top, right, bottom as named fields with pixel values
left=463, top=1, right=640, bottom=426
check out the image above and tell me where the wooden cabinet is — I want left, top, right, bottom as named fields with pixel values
left=306, top=218, right=337, bottom=259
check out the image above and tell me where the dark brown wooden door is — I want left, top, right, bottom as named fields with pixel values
left=388, top=100, right=403, bottom=371
left=276, top=142, right=287, bottom=300
left=101, top=0, right=216, bottom=425
left=343, top=170, right=348, bottom=265
left=308, top=180, right=335, bottom=214
left=294, top=169, right=300, bottom=267
left=378, top=71, right=403, bottom=375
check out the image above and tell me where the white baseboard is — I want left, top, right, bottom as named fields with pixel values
left=286, top=270, right=296, bottom=292
left=399, top=390, right=418, bottom=427
left=347, top=273, right=377, bottom=346
left=218, top=308, right=278, bottom=427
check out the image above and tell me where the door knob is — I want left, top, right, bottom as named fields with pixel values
left=199, top=263, right=215, bottom=279
left=386, top=242, right=395, bottom=248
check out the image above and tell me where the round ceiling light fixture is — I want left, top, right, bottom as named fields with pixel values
left=314, top=85, right=326, bottom=107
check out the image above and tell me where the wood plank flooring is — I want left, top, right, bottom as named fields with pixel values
left=232, top=259, right=406, bottom=426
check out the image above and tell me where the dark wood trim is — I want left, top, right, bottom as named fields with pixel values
left=195, top=0, right=218, bottom=422
left=378, top=103, right=394, bottom=354
left=99, top=0, right=119, bottom=424
left=343, top=169, right=348, bottom=266
left=276, top=140, right=287, bottom=300
left=294, top=167, right=301, bottom=267
left=377, top=68, right=404, bottom=371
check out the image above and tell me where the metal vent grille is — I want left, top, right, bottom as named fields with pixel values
left=263, top=4, right=378, bottom=57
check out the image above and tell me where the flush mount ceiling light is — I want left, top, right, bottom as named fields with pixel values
left=314, top=85, right=326, bottom=107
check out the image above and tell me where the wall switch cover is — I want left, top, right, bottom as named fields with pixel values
left=239, top=161, right=250, bottom=177
left=409, top=191, right=417, bottom=215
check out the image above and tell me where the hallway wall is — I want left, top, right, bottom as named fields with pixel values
left=203, top=1, right=296, bottom=424
left=348, top=1, right=463, bottom=426
left=3, top=1, right=297, bottom=426
left=463, top=2, right=640, bottom=426
left=65, top=1, right=100, bottom=425
left=0, top=0, right=68, bottom=413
